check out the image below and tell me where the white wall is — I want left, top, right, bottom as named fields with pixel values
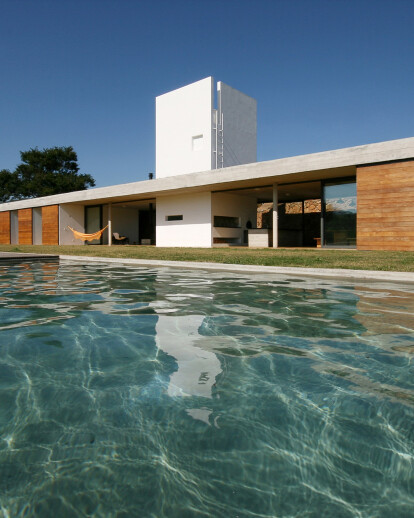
left=155, top=77, right=257, bottom=178
left=102, top=205, right=108, bottom=244
left=59, top=204, right=85, bottom=245
left=218, top=81, right=257, bottom=168
left=111, top=207, right=139, bottom=244
left=156, top=192, right=212, bottom=247
left=32, top=207, right=42, bottom=244
left=156, top=77, right=214, bottom=178
left=10, top=211, right=18, bottom=244
left=211, top=192, right=257, bottom=245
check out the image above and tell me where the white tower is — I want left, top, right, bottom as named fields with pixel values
left=155, top=77, right=257, bottom=178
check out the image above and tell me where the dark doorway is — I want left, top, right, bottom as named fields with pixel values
left=85, top=205, right=103, bottom=245
left=277, top=199, right=321, bottom=247
left=139, top=204, right=156, bottom=244
left=277, top=182, right=322, bottom=247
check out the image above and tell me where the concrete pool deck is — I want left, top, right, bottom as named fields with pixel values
left=0, top=252, right=59, bottom=263
left=59, top=255, right=414, bottom=284
left=1, top=252, right=413, bottom=283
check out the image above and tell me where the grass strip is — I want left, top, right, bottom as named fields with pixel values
left=1, top=244, right=413, bottom=272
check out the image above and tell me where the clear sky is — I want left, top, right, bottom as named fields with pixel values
left=1, top=0, right=413, bottom=188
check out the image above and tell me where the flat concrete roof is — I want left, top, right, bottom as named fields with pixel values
left=1, top=136, right=413, bottom=211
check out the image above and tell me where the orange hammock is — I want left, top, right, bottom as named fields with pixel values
left=68, top=225, right=108, bottom=242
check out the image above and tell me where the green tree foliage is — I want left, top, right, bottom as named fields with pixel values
left=0, top=169, right=19, bottom=203
left=1, top=147, right=95, bottom=202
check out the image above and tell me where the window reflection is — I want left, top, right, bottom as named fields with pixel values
left=324, top=181, right=356, bottom=247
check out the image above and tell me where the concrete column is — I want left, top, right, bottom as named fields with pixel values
left=272, top=184, right=278, bottom=248
left=108, top=203, right=112, bottom=246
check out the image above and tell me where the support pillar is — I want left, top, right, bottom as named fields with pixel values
left=272, top=184, right=278, bottom=248
left=108, top=203, right=112, bottom=246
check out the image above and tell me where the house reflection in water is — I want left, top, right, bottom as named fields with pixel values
left=153, top=313, right=222, bottom=425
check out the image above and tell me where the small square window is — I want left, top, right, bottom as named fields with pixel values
left=192, top=135, right=203, bottom=151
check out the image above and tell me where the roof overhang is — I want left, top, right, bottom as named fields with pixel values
left=1, top=136, right=413, bottom=210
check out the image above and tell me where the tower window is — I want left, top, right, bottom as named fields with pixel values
left=192, top=135, right=203, bottom=151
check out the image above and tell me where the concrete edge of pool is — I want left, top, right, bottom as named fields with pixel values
left=1, top=252, right=412, bottom=283
left=0, top=252, right=59, bottom=263
left=58, top=255, right=414, bottom=284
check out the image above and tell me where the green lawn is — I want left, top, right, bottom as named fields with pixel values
left=1, top=244, right=414, bottom=271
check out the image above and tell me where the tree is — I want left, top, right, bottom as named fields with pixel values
left=0, top=169, right=19, bottom=203
left=1, top=146, right=95, bottom=201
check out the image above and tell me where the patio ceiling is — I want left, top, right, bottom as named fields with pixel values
left=214, top=181, right=322, bottom=203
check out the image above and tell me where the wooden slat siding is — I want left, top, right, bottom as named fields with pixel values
left=357, top=161, right=414, bottom=251
left=42, top=205, right=59, bottom=245
left=18, top=208, right=33, bottom=245
left=0, top=212, right=11, bottom=244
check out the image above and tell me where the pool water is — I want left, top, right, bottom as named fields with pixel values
left=0, top=261, right=413, bottom=518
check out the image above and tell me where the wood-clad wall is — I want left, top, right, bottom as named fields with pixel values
left=18, top=208, right=33, bottom=245
left=0, top=212, right=11, bottom=244
left=357, top=161, right=414, bottom=251
left=42, top=205, right=59, bottom=245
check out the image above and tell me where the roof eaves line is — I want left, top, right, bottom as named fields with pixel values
left=1, top=137, right=414, bottom=211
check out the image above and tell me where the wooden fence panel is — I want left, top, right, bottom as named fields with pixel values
left=0, top=212, right=10, bottom=244
left=357, top=161, right=414, bottom=251
left=18, top=208, right=33, bottom=245
left=42, top=205, right=59, bottom=245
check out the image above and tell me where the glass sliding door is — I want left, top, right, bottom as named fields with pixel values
left=323, top=180, right=356, bottom=247
left=85, top=205, right=102, bottom=245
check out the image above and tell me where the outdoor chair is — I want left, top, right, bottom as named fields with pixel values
left=112, top=232, right=129, bottom=244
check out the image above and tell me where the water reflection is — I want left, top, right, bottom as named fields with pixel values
left=153, top=314, right=222, bottom=399
left=0, top=261, right=413, bottom=517
left=152, top=313, right=222, bottom=424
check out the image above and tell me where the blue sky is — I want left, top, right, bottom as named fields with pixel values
left=1, top=0, right=413, bottom=187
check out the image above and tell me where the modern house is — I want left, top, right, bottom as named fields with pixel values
left=0, top=77, right=413, bottom=251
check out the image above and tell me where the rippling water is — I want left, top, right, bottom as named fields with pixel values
left=0, top=260, right=413, bottom=518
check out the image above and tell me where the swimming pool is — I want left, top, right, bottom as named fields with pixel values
left=0, top=260, right=413, bottom=517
